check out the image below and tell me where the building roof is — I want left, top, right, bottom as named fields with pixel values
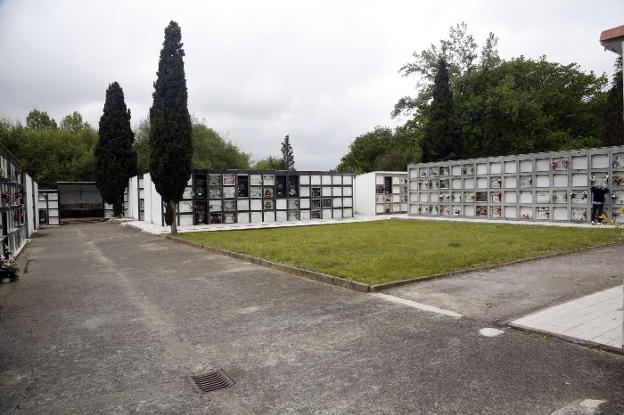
left=600, top=24, right=624, bottom=54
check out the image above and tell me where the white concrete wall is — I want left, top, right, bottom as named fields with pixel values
left=126, top=176, right=140, bottom=220
left=142, top=173, right=163, bottom=225
left=354, top=172, right=376, bottom=216
left=24, top=174, right=35, bottom=237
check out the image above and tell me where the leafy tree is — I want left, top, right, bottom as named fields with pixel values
left=0, top=115, right=97, bottom=187
left=61, top=111, right=91, bottom=133
left=253, top=155, right=283, bottom=170
left=421, top=58, right=458, bottom=161
left=135, top=117, right=250, bottom=172
left=26, top=109, right=57, bottom=130
left=191, top=119, right=250, bottom=169
left=133, top=118, right=151, bottom=173
left=148, top=21, right=193, bottom=234
left=602, top=57, right=623, bottom=146
left=280, top=134, right=295, bottom=170
left=391, top=22, right=610, bottom=162
left=336, top=125, right=421, bottom=173
left=95, top=82, right=137, bottom=217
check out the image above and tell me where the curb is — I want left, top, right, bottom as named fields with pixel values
left=165, top=236, right=372, bottom=292
left=164, top=235, right=623, bottom=293
left=508, top=322, right=624, bottom=356
left=369, top=240, right=624, bottom=291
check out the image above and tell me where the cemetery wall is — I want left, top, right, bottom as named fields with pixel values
left=407, top=146, right=624, bottom=224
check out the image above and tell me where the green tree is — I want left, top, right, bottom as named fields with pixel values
left=336, top=125, right=421, bottom=173
left=135, top=117, right=250, bottom=172
left=191, top=119, right=250, bottom=169
left=280, top=134, right=295, bottom=170
left=26, top=109, right=57, bottom=130
left=149, top=21, right=193, bottom=234
left=0, top=115, right=98, bottom=187
left=253, top=155, right=283, bottom=170
left=133, top=118, right=151, bottom=173
left=95, top=82, right=137, bottom=217
left=421, top=58, right=458, bottom=162
left=602, top=57, right=623, bottom=146
left=61, top=111, right=91, bottom=133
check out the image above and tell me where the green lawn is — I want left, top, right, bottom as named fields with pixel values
left=177, top=220, right=623, bottom=285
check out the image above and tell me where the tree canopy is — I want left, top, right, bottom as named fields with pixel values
left=0, top=114, right=97, bottom=188
left=339, top=22, right=619, bottom=171
left=336, top=125, right=421, bottom=174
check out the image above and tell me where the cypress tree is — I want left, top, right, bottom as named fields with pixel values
left=149, top=21, right=192, bottom=234
left=602, top=58, right=623, bottom=146
left=280, top=134, right=295, bottom=170
left=421, top=58, right=459, bottom=162
left=95, top=82, right=137, bottom=217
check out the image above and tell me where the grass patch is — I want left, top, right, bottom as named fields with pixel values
left=177, top=220, right=623, bottom=285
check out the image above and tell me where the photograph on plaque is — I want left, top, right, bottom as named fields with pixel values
left=264, top=187, right=274, bottom=198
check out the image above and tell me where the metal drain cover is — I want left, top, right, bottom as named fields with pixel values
left=190, top=369, right=235, bottom=393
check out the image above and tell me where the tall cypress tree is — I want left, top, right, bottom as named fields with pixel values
left=95, top=82, right=137, bottom=217
left=149, top=21, right=192, bottom=234
left=602, top=58, right=623, bottom=146
left=280, top=134, right=295, bottom=170
left=421, top=58, right=459, bottom=162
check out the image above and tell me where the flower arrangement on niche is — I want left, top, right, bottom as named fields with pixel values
left=550, top=157, right=569, bottom=170
left=0, top=255, right=19, bottom=283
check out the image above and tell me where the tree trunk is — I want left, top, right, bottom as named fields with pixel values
left=169, top=200, right=178, bottom=234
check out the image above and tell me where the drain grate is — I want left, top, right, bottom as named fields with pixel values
left=190, top=369, right=235, bottom=393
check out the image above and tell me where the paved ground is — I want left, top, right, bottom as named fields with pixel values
left=385, top=244, right=624, bottom=323
left=512, top=286, right=622, bottom=350
left=1, top=222, right=623, bottom=414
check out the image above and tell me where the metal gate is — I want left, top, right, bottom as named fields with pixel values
left=57, top=182, right=104, bottom=218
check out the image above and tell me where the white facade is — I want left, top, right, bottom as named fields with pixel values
left=354, top=172, right=408, bottom=216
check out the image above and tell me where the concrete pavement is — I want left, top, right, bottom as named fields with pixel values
left=1, top=222, right=623, bottom=414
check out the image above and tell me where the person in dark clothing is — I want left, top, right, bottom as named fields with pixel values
left=591, top=184, right=609, bottom=224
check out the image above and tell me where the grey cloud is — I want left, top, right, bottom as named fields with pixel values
left=1, top=0, right=622, bottom=170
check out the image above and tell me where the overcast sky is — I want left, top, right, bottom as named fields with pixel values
left=0, top=0, right=622, bottom=169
